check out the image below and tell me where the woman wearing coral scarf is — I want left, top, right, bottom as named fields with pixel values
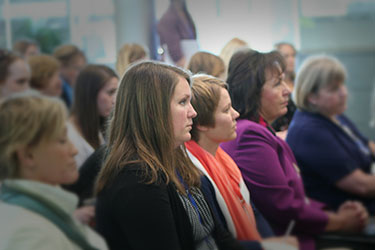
left=187, top=74, right=298, bottom=250
left=186, top=140, right=259, bottom=240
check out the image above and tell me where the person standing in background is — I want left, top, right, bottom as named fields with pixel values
left=157, top=0, right=199, bottom=68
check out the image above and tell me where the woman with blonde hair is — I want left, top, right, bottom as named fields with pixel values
left=95, top=60, right=244, bottom=250
left=0, top=92, right=107, bottom=250
left=188, top=51, right=226, bottom=79
left=219, top=38, right=248, bottom=69
left=115, top=43, right=148, bottom=77
left=28, top=54, right=62, bottom=97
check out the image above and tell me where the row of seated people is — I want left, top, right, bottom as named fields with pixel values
left=72, top=50, right=374, bottom=250
left=1, top=44, right=375, bottom=250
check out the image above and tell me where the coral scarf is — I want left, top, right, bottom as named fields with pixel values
left=185, top=140, right=261, bottom=241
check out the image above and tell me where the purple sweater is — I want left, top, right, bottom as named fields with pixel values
left=221, top=119, right=328, bottom=250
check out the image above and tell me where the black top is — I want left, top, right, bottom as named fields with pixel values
left=63, top=145, right=107, bottom=206
left=95, top=163, right=244, bottom=250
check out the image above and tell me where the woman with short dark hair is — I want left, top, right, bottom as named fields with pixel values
left=221, top=48, right=368, bottom=250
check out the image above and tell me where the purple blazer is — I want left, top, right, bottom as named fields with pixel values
left=221, top=119, right=328, bottom=250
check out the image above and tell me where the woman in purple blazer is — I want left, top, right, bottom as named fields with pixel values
left=220, top=48, right=368, bottom=250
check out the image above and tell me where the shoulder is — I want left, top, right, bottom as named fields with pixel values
left=237, top=119, right=271, bottom=136
left=288, top=111, right=335, bottom=139
left=158, top=8, right=177, bottom=27
left=236, top=119, right=277, bottom=146
left=291, top=110, right=332, bottom=129
left=0, top=202, right=76, bottom=250
left=67, top=122, right=92, bottom=150
left=100, top=163, right=169, bottom=204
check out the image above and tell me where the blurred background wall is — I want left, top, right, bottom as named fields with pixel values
left=1, top=0, right=374, bottom=138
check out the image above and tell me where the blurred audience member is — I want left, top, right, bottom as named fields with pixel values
left=0, top=92, right=108, bottom=250
left=12, top=38, right=40, bottom=60
left=115, top=43, right=148, bottom=77
left=53, top=44, right=87, bottom=108
left=371, top=82, right=375, bottom=129
left=272, top=42, right=298, bottom=134
left=28, top=54, right=62, bottom=97
left=219, top=37, right=248, bottom=70
left=69, top=65, right=118, bottom=168
left=274, top=42, right=297, bottom=90
left=188, top=51, right=226, bottom=79
left=158, top=0, right=199, bottom=67
left=287, top=55, right=375, bottom=213
left=0, top=49, right=30, bottom=100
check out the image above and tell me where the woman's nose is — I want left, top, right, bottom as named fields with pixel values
left=188, top=103, right=197, bottom=118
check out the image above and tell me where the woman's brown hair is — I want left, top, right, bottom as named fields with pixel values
left=71, top=64, right=118, bottom=149
left=95, top=61, right=201, bottom=194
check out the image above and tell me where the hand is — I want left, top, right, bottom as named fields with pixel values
left=262, top=236, right=298, bottom=247
left=337, top=201, right=369, bottom=232
left=74, top=205, right=95, bottom=225
left=339, top=201, right=369, bottom=228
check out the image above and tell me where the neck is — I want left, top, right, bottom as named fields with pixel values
left=196, top=135, right=219, bottom=157
left=258, top=113, right=274, bottom=125
left=318, top=111, right=338, bottom=123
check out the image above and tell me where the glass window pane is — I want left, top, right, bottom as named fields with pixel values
left=11, top=17, right=69, bottom=54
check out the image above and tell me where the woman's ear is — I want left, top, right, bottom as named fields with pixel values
left=307, top=93, right=318, bottom=106
left=196, top=124, right=209, bottom=132
left=16, top=146, right=35, bottom=170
